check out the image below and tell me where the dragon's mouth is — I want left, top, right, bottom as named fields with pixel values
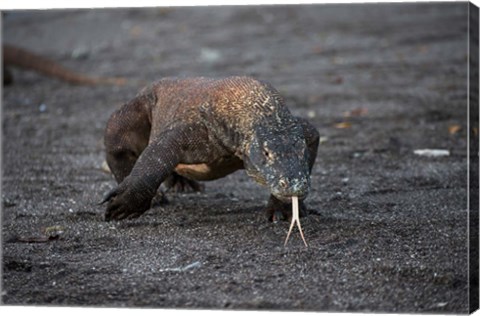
left=245, top=167, right=309, bottom=201
left=272, top=192, right=307, bottom=203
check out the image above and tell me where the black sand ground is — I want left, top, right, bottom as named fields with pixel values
left=1, top=3, right=477, bottom=313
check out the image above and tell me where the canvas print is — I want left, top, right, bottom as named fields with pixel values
left=1, top=1, right=479, bottom=313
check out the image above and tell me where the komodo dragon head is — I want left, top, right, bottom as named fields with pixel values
left=243, top=121, right=311, bottom=203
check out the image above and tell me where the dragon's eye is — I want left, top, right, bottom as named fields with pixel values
left=264, top=150, right=271, bottom=159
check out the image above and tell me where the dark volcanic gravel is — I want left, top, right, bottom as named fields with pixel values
left=1, top=3, right=476, bottom=313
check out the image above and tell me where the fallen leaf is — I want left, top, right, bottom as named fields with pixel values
left=343, top=108, right=368, bottom=117
left=334, top=122, right=352, bottom=129
left=448, top=124, right=461, bottom=135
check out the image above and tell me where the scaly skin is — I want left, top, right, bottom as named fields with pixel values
left=102, top=76, right=319, bottom=221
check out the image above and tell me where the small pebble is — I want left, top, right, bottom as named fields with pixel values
left=199, top=48, right=222, bottom=63
left=413, top=149, right=450, bottom=157
left=71, top=47, right=90, bottom=60
left=319, top=136, right=328, bottom=144
left=39, top=104, right=47, bottom=112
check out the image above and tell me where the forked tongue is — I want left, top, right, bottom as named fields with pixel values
left=284, top=196, right=308, bottom=247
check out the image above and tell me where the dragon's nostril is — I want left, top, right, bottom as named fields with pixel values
left=279, top=179, right=288, bottom=188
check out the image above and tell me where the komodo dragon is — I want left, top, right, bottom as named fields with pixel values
left=3, top=44, right=127, bottom=86
left=102, top=76, right=319, bottom=222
